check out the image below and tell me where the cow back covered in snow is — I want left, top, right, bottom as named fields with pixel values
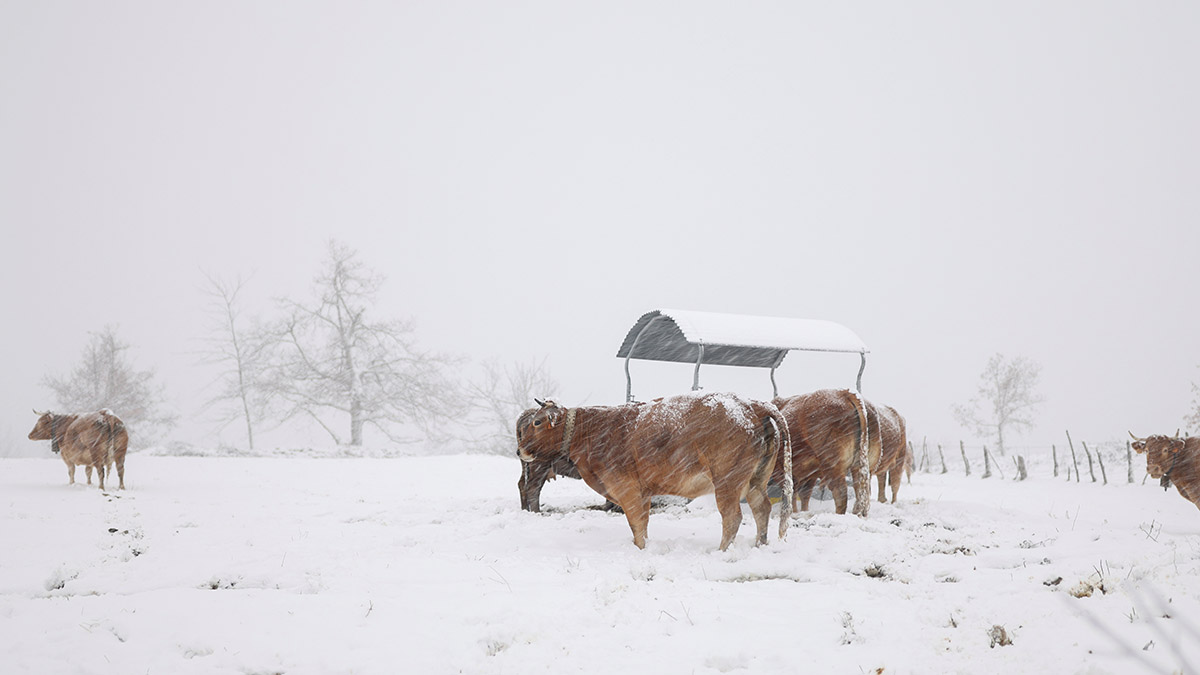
left=773, top=388, right=874, bottom=517
left=28, top=409, right=128, bottom=490
left=1130, top=432, right=1200, bottom=511
left=517, top=392, right=785, bottom=550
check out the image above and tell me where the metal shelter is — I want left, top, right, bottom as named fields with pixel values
left=616, top=309, right=869, bottom=402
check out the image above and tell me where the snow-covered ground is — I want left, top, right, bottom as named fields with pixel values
left=1, top=453, right=1197, bottom=674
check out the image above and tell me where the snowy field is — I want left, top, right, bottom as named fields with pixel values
left=1, top=453, right=1198, bottom=675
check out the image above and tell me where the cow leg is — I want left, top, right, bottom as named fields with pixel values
left=715, top=488, right=744, bottom=551
left=745, top=485, right=771, bottom=546
left=889, top=467, right=902, bottom=503
left=876, top=473, right=887, bottom=503
left=608, top=485, right=650, bottom=549
left=831, top=478, right=849, bottom=515
left=796, top=477, right=816, bottom=512
left=96, top=464, right=106, bottom=491
left=66, top=461, right=76, bottom=485
left=622, top=497, right=651, bottom=549
left=85, top=465, right=94, bottom=485
left=116, top=461, right=125, bottom=490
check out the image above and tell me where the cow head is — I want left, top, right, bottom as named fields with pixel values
left=28, top=410, right=56, bottom=442
left=27, top=408, right=62, bottom=449
left=516, top=399, right=569, bottom=463
left=1129, top=432, right=1185, bottom=479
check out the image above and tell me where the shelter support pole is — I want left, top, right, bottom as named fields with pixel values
left=856, top=352, right=866, bottom=393
left=770, top=365, right=779, bottom=399
left=624, top=355, right=634, bottom=403
left=624, top=316, right=664, bottom=403
left=692, top=344, right=705, bottom=391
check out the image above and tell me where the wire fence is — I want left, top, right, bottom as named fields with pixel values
left=907, top=434, right=1154, bottom=486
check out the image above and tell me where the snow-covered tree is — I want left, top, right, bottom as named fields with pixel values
left=263, top=240, right=460, bottom=446
left=42, top=326, right=178, bottom=445
left=197, top=272, right=273, bottom=450
left=952, top=353, right=1043, bottom=456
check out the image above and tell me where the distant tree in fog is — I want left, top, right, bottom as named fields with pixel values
left=197, top=272, right=273, bottom=450
left=1185, top=375, right=1200, bottom=434
left=952, top=353, right=1043, bottom=456
left=42, top=326, right=178, bottom=445
left=466, top=358, right=559, bottom=455
left=262, top=240, right=460, bottom=446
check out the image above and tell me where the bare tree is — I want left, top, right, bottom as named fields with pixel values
left=263, top=240, right=460, bottom=446
left=952, top=353, right=1043, bottom=456
left=42, top=326, right=178, bottom=445
left=465, top=358, right=560, bottom=455
left=197, top=272, right=273, bottom=450
left=1184, top=373, right=1200, bottom=434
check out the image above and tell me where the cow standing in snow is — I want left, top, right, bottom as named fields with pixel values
left=28, top=409, right=128, bottom=490
left=773, top=388, right=874, bottom=517
left=869, top=401, right=908, bottom=504
left=517, top=393, right=790, bottom=550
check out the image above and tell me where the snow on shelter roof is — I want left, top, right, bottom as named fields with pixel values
left=616, top=309, right=868, bottom=369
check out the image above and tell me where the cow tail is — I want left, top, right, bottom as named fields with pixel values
left=773, top=409, right=793, bottom=540
left=107, top=421, right=116, bottom=468
left=848, top=391, right=871, bottom=517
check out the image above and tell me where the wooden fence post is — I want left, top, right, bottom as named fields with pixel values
left=987, top=446, right=1006, bottom=479
left=1084, top=441, right=1107, bottom=485
left=982, top=445, right=992, bottom=479
left=959, top=440, right=971, bottom=477
left=1081, top=440, right=1097, bottom=483
left=1052, top=444, right=1059, bottom=477
left=1066, top=431, right=1081, bottom=483
left=938, top=444, right=948, bottom=474
left=1126, top=441, right=1134, bottom=484
left=1015, top=456, right=1028, bottom=481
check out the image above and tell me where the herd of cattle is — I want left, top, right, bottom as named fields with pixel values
left=22, top=396, right=1199, bottom=550
left=517, top=390, right=1200, bottom=550
left=516, top=389, right=910, bottom=550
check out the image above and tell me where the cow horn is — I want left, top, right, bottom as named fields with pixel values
left=33, top=408, right=47, bottom=416
left=1128, top=431, right=1144, bottom=441
left=534, top=398, right=546, bottom=407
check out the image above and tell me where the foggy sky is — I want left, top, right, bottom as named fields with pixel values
left=3, top=2, right=1199, bottom=455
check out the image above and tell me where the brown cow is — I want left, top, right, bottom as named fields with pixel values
left=517, top=393, right=790, bottom=550
left=773, top=388, right=873, bottom=517
left=1130, top=432, right=1200, bottom=511
left=28, top=409, right=128, bottom=490
left=516, top=402, right=791, bottom=525
left=516, top=406, right=620, bottom=513
left=869, top=402, right=908, bottom=504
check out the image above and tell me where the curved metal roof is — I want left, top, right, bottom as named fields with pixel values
left=616, top=309, right=869, bottom=400
left=616, top=309, right=868, bottom=367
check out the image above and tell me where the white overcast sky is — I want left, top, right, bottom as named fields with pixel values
left=3, top=2, right=1198, bottom=453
